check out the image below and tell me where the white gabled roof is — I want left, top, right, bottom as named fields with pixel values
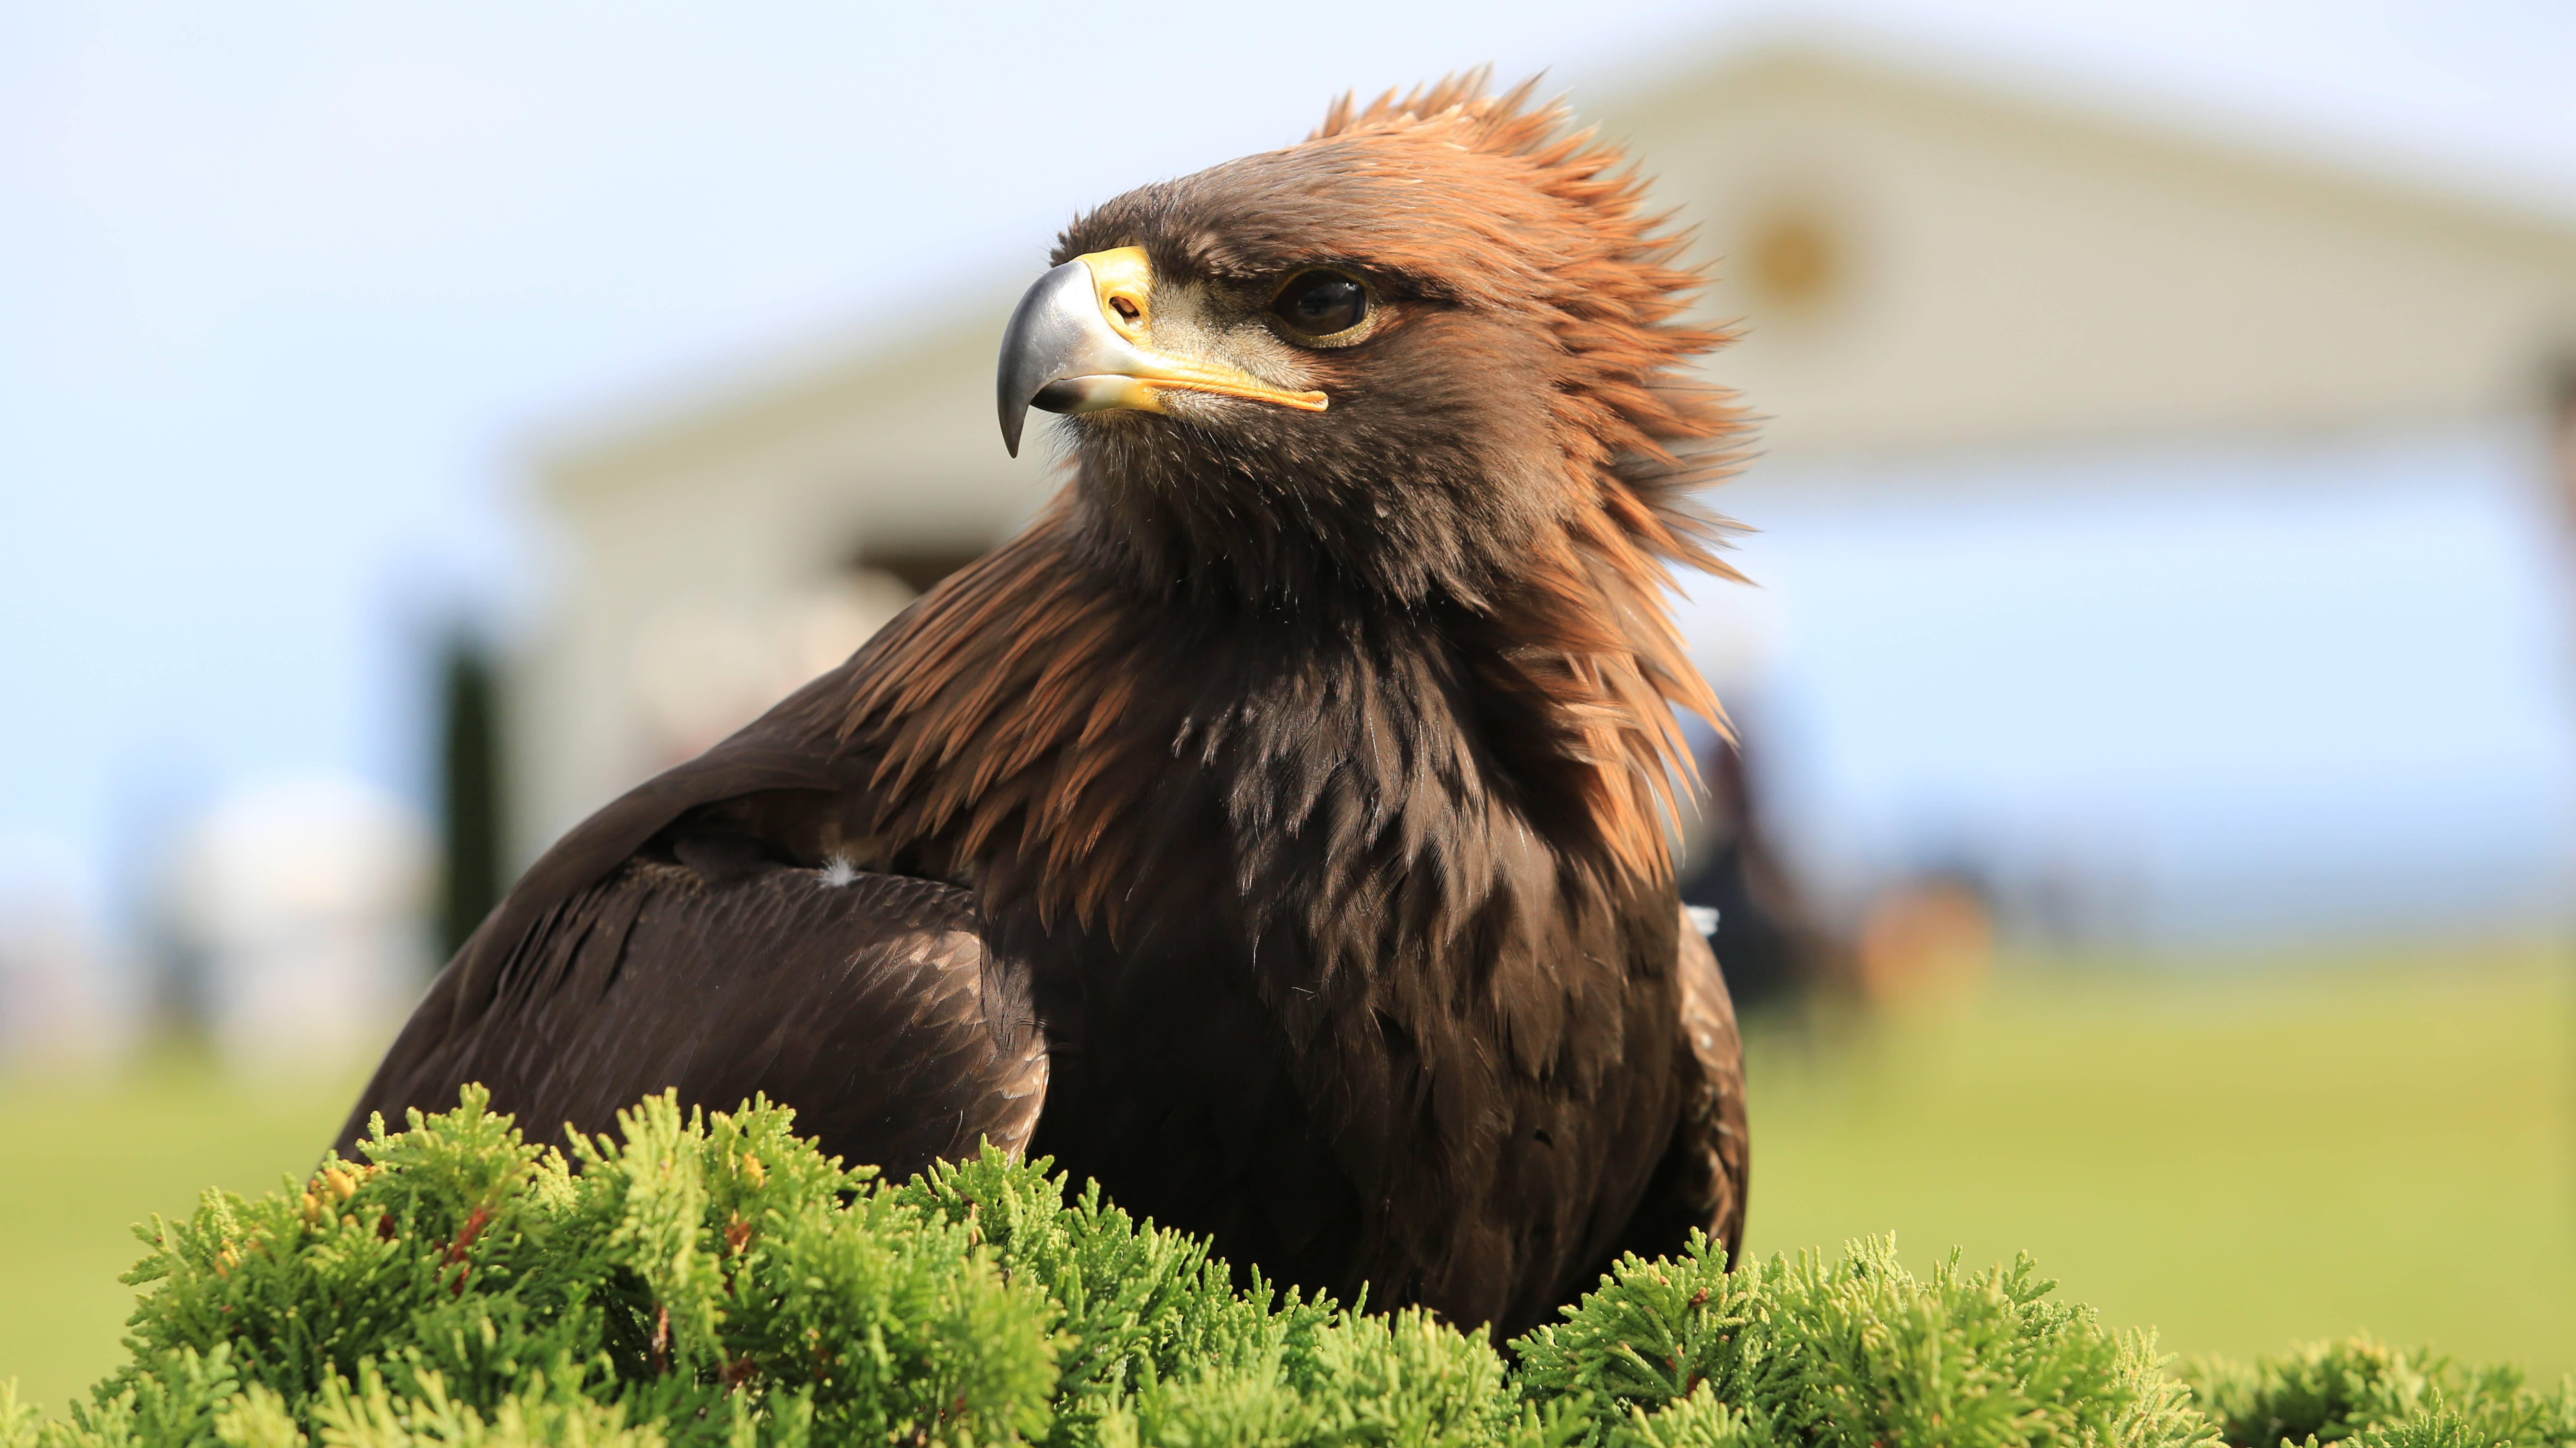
left=1610, top=43, right=2576, bottom=462
left=537, top=39, right=2576, bottom=500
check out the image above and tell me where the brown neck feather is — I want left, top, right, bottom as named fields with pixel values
left=835, top=473, right=1726, bottom=949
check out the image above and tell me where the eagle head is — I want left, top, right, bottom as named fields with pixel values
left=998, top=73, right=1748, bottom=610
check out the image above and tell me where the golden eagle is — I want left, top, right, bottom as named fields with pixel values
left=342, top=76, right=1750, bottom=1340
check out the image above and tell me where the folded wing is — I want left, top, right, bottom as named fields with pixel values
left=1597, top=907, right=1750, bottom=1271
left=336, top=855, right=1047, bottom=1176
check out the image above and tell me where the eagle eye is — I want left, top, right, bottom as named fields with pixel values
left=1270, top=270, right=1368, bottom=338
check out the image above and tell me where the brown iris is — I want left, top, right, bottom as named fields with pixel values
left=1271, top=270, right=1367, bottom=337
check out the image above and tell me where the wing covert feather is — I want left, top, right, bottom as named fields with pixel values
left=338, top=861, right=1047, bottom=1180
left=1595, top=905, right=1749, bottom=1273
left=1673, top=910, right=1750, bottom=1264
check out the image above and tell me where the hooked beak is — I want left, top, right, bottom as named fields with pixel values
left=995, top=246, right=1329, bottom=457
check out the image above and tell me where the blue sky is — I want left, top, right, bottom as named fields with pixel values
left=4, top=0, right=2575, bottom=931
left=1681, top=434, right=2576, bottom=941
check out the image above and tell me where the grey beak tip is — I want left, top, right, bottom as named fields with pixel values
left=997, top=258, right=1111, bottom=459
left=999, top=389, right=1026, bottom=458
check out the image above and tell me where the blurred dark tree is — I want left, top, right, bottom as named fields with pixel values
left=2549, top=355, right=2576, bottom=535
left=436, top=633, right=505, bottom=963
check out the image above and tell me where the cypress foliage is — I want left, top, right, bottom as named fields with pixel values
left=0, top=1091, right=2564, bottom=1448
left=1514, top=1237, right=2212, bottom=1447
left=2182, top=1338, right=2576, bottom=1448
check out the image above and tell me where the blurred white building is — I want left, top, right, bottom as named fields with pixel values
left=166, top=772, right=431, bottom=1074
left=505, top=43, right=2576, bottom=943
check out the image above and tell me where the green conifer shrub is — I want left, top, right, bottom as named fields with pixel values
left=1515, top=1236, right=2211, bottom=1446
left=2181, top=1337, right=2576, bottom=1448
left=0, top=1089, right=2563, bottom=1448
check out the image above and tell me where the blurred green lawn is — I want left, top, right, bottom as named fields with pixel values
left=1745, top=942, right=2576, bottom=1378
left=2, top=943, right=2570, bottom=1414
left=0, top=1051, right=373, bottom=1415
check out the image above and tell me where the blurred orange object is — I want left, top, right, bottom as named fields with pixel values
left=1855, top=875, right=1995, bottom=1006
